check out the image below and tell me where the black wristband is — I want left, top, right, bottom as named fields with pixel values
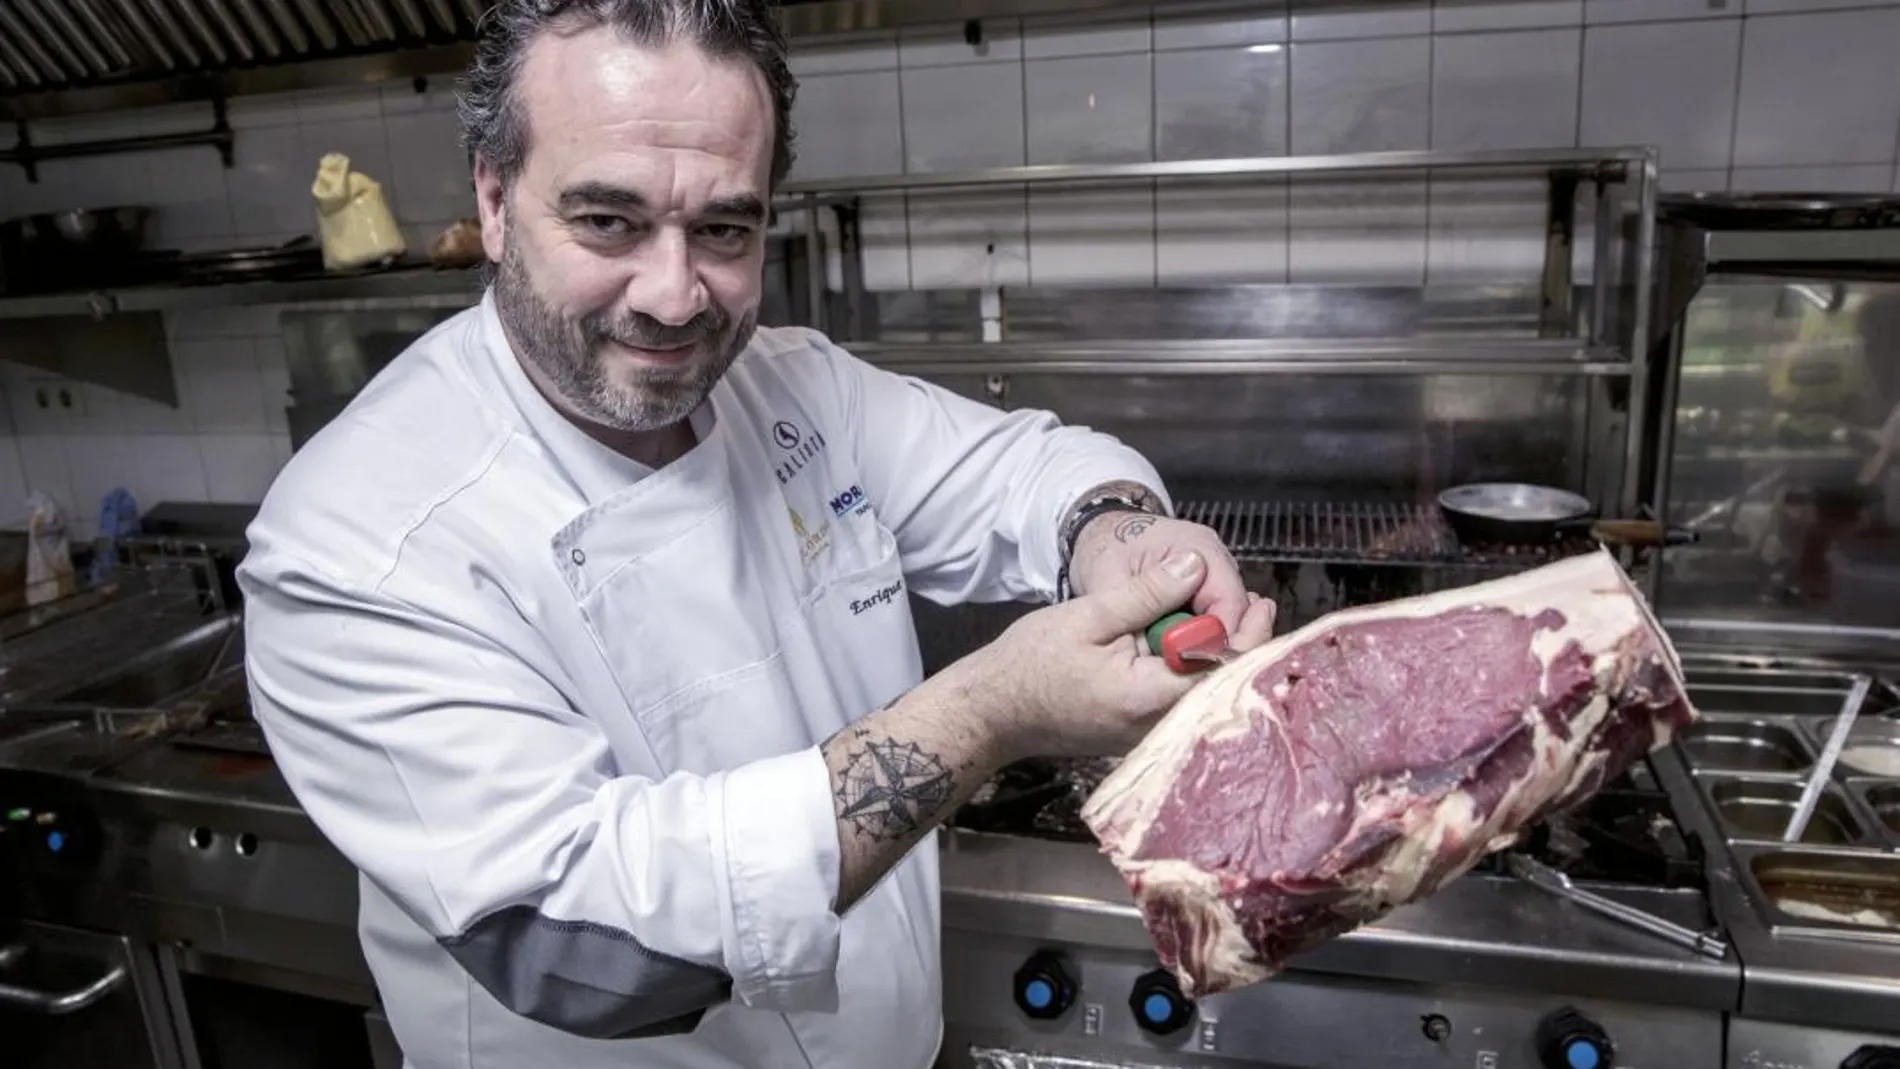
left=1054, top=492, right=1163, bottom=601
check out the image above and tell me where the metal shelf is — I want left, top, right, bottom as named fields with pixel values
left=854, top=337, right=1631, bottom=376
left=0, top=263, right=484, bottom=319
left=1701, top=228, right=1900, bottom=269
left=778, top=146, right=1651, bottom=196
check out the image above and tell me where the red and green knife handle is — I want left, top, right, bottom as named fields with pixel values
left=1145, top=611, right=1229, bottom=673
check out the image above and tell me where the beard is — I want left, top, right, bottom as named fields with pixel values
left=491, top=227, right=757, bottom=433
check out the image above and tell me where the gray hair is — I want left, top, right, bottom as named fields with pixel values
left=457, top=0, right=798, bottom=191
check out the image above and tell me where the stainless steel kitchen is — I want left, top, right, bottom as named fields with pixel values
left=1, top=1, right=1898, bottom=1069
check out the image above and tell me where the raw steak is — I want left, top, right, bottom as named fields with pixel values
left=1077, top=548, right=1697, bottom=998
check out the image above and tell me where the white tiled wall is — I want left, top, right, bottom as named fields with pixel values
left=0, top=81, right=466, bottom=536
left=0, top=308, right=296, bottom=535
left=1, top=0, right=1899, bottom=532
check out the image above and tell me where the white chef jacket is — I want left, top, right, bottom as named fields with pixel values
left=237, top=291, right=1167, bottom=1069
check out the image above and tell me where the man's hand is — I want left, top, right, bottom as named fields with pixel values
left=1065, top=496, right=1275, bottom=650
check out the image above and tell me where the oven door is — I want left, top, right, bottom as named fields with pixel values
left=0, top=920, right=189, bottom=1069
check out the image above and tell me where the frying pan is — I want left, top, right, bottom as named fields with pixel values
left=1437, top=483, right=1698, bottom=549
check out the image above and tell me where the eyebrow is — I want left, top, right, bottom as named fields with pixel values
left=558, top=182, right=645, bottom=212
left=557, top=183, right=767, bottom=225
left=704, top=194, right=768, bottom=225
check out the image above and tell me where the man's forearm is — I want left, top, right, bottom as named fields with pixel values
left=821, top=656, right=1015, bottom=913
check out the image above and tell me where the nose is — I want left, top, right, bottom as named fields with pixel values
left=625, top=226, right=709, bottom=326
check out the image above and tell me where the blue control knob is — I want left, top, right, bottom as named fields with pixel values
left=1128, top=968, right=1194, bottom=1036
left=1011, top=951, right=1076, bottom=1021
left=1536, top=1007, right=1613, bottom=1069
left=45, top=830, right=65, bottom=854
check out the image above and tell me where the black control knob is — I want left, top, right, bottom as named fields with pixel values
left=1011, top=950, right=1076, bottom=1020
left=1536, top=1007, right=1614, bottom=1069
left=1842, top=1045, right=1900, bottom=1069
left=1129, top=968, right=1194, bottom=1036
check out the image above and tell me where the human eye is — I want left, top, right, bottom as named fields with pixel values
left=573, top=213, right=637, bottom=240
left=696, top=222, right=754, bottom=256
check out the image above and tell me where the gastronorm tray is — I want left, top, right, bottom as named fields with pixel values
left=1724, top=841, right=1900, bottom=943
left=1796, top=716, right=1900, bottom=779
left=1698, top=774, right=1880, bottom=848
left=1674, top=712, right=1900, bottom=854
left=1671, top=666, right=1900, bottom=942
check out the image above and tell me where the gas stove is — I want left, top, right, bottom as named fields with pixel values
left=936, top=748, right=1734, bottom=1069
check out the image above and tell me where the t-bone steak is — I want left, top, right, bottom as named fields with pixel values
left=1076, top=548, right=1697, bottom=998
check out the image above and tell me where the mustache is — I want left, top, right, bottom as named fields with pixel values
left=584, top=307, right=730, bottom=350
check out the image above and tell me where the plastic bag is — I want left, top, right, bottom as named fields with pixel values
left=89, top=487, right=140, bottom=586
left=312, top=152, right=407, bottom=270
left=24, top=491, right=76, bottom=606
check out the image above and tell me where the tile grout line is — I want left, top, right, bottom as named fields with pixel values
left=1018, top=36, right=1032, bottom=289
left=1422, top=25, right=1437, bottom=288
left=1144, top=10, right=1154, bottom=286
left=896, top=33, right=919, bottom=294
left=1282, top=15, right=1294, bottom=283
left=1572, top=16, right=1587, bottom=150
left=891, top=37, right=915, bottom=292
left=1720, top=14, right=1747, bottom=181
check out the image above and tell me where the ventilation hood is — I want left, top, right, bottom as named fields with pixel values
left=0, top=0, right=1279, bottom=118
left=0, top=1, right=484, bottom=93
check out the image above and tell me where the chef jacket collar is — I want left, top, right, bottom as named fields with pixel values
left=472, top=289, right=721, bottom=507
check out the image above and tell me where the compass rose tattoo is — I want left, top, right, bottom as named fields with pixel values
left=835, top=736, right=956, bottom=842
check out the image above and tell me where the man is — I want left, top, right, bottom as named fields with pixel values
left=238, top=2, right=1276, bottom=1067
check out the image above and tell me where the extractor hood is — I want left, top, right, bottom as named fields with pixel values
left=0, top=0, right=1284, bottom=119
left=0, top=0, right=485, bottom=103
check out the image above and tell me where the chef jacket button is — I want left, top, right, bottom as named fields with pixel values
left=571, top=548, right=586, bottom=566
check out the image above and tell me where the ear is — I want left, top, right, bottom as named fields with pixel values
left=473, top=154, right=507, bottom=263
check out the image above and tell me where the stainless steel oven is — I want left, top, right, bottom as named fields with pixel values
left=0, top=918, right=192, bottom=1069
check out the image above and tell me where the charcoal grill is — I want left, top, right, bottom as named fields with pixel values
left=1174, top=499, right=1600, bottom=568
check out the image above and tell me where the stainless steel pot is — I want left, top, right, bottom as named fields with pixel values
left=0, top=206, right=151, bottom=293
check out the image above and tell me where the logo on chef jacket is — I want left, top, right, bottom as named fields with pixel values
left=787, top=506, right=832, bottom=566
left=771, top=419, right=828, bottom=486
left=850, top=579, right=904, bottom=616
left=828, top=484, right=871, bottom=518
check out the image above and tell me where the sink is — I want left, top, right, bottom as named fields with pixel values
left=25, top=614, right=241, bottom=712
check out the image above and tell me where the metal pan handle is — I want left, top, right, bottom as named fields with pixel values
left=0, top=947, right=128, bottom=1015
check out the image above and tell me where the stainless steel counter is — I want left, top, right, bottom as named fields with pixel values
left=1661, top=658, right=1900, bottom=1066
left=0, top=714, right=373, bottom=1008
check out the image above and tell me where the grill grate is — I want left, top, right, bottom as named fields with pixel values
left=1175, top=500, right=1587, bottom=567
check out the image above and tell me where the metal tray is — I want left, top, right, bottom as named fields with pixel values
left=1796, top=718, right=1900, bottom=780
left=1687, top=680, right=1884, bottom=718
left=1728, top=843, right=1900, bottom=944
left=1863, top=784, right=1900, bottom=842
left=1703, top=776, right=1878, bottom=848
left=1674, top=714, right=1900, bottom=853
left=1677, top=718, right=1813, bottom=774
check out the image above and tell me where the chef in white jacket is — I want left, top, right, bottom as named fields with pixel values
left=238, top=3, right=1276, bottom=1068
